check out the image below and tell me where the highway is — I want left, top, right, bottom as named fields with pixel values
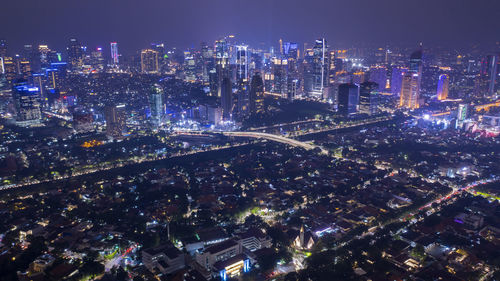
left=222, top=131, right=322, bottom=152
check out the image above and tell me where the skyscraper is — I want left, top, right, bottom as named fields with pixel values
left=359, top=82, right=380, bottom=116
left=483, top=55, right=498, bottom=97
left=310, top=38, right=329, bottom=98
left=141, top=49, right=159, bottom=73
left=105, top=104, right=126, bottom=137
left=400, top=72, right=420, bottom=109
left=220, top=77, right=233, bottom=120
left=149, top=84, right=163, bottom=128
left=369, top=66, right=387, bottom=92
left=249, top=73, right=265, bottom=115
left=235, top=45, right=249, bottom=82
left=67, top=38, right=84, bottom=71
left=437, top=74, right=450, bottom=100
left=13, top=82, right=42, bottom=126
left=338, top=83, right=359, bottom=116
left=110, top=42, right=119, bottom=65
left=409, top=48, right=423, bottom=93
left=271, top=58, right=288, bottom=97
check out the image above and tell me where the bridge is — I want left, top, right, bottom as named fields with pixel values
left=175, top=130, right=327, bottom=154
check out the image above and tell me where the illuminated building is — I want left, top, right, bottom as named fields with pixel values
left=309, top=38, right=329, bottom=97
left=149, top=84, right=163, bottom=128
left=195, top=239, right=250, bottom=280
left=104, top=104, right=126, bottom=137
left=3, top=57, right=17, bottom=83
left=249, top=73, right=265, bottom=114
left=481, top=55, right=498, bottom=97
left=359, top=81, right=380, bottom=115
left=408, top=48, right=423, bottom=95
left=73, top=111, right=94, bottom=133
left=215, top=38, right=229, bottom=69
left=352, top=71, right=366, bottom=85
left=220, top=77, right=233, bottom=120
left=45, top=62, right=67, bottom=90
left=437, top=74, right=450, bottom=100
left=90, top=47, right=105, bottom=71
left=142, top=243, right=185, bottom=275
left=67, top=38, right=84, bottom=71
left=13, top=82, right=42, bottom=126
left=271, top=58, right=288, bottom=97
left=338, top=83, right=359, bottom=116
left=283, top=42, right=299, bottom=60
left=110, top=42, right=119, bottom=65
left=140, top=49, right=159, bottom=73
left=235, top=45, right=249, bottom=82
left=215, top=254, right=250, bottom=281
left=400, top=72, right=420, bottom=109
left=17, top=58, right=32, bottom=82
left=183, top=51, right=196, bottom=82
left=456, top=103, right=468, bottom=129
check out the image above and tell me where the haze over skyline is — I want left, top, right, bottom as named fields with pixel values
left=1, top=0, right=499, bottom=54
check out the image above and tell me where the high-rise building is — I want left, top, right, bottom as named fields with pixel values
left=67, top=38, right=84, bottom=71
left=235, top=45, right=249, bottom=82
left=110, top=42, right=119, bottom=65
left=141, top=49, right=159, bottom=73
left=338, top=83, right=359, bottom=116
left=17, top=58, right=32, bottom=82
left=104, top=104, right=126, bottom=137
left=3, top=57, right=17, bottom=83
left=310, top=38, right=329, bottom=97
left=400, top=72, right=420, bottom=109
left=220, top=77, right=233, bottom=120
left=359, top=82, right=380, bottom=116
left=215, top=39, right=229, bottom=69
left=249, top=73, right=265, bottom=115
left=271, top=58, right=288, bottom=97
left=481, top=55, right=498, bottom=97
left=437, top=74, right=450, bottom=100
left=91, top=47, right=105, bottom=71
left=149, top=84, right=163, bottom=128
left=13, top=82, right=42, bottom=126
left=409, top=48, right=423, bottom=93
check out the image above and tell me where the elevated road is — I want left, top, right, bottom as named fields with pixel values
left=222, top=131, right=323, bottom=152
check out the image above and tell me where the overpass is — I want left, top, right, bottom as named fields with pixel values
left=222, top=131, right=322, bottom=152
left=174, top=130, right=327, bottom=154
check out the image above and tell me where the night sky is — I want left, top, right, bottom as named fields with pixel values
left=1, top=0, right=499, bottom=54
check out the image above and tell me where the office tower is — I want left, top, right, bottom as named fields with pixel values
left=249, top=73, right=265, bottom=114
left=13, top=82, right=42, bottom=126
left=0, top=39, right=7, bottom=58
left=359, top=82, right=380, bottom=116
left=110, top=42, right=119, bottom=65
left=220, top=77, right=233, bottom=120
left=272, top=58, right=288, bottom=97
left=235, top=45, right=249, bottom=82
left=352, top=71, right=366, bottom=85
left=67, top=38, right=84, bottom=71
left=104, top=104, right=126, bottom=137
left=141, top=49, right=159, bottom=73
left=369, top=66, right=387, bottom=92
left=456, top=104, right=468, bottom=129
left=338, top=83, right=359, bottom=116
left=400, top=72, right=420, bottom=109
left=391, top=67, right=407, bottom=95
left=409, top=48, right=423, bottom=92
left=437, top=74, right=450, bottom=100
left=310, top=38, right=329, bottom=97
left=183, top=51, right=196, bottom=82
left=215, top=39, right=229, bottom=69
left=283, top=42, right=299, bottom=60
left=91, top=47, right=105, bottom=71
left=149, top=84, right=163, bottom=128
left=3, top=57, right=17, bottom=83
left=38, top=45, right=51, bottom=68
left=17, top=58, right=32, bottom=82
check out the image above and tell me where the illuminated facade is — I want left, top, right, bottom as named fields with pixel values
left=67, top=38, right=84, bottom=71
left=437, top=74, right=450, bottom=100
left=359, top=81, right=380, bottom=116
left=104, top=104, right=126, bottom=137
left=140, top=49, right=159, bottom=73
left=400, top=72, right=420, bottom=109
left=310, top=38, right=329, bottom=97
left=235, top=45, right=249, bottom=82
left=110, top=42, right=119, bottom=65
left=338, top=83, right=359, bottom=116
left=149, top=84, right=163, bottom=128
left=13, top=83, right=42, bottom=126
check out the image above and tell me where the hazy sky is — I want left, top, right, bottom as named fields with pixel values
left=1, top=0, right=499, bottom=54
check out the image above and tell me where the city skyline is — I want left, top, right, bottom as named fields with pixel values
left=1, top=0, right=500, bottom=54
